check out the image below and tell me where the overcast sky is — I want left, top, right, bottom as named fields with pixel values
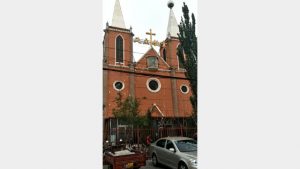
left=102, top=0, right=197, bottom=41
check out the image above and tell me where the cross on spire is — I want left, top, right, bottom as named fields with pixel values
left=146, top=29, right=156, bottom=47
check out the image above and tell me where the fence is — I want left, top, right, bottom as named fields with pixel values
left=108, top=127, right=197, bottom=145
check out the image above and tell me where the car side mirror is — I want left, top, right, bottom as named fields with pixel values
left=169, top=148, right=175, bottom=152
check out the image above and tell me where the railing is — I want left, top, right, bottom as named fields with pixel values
left=106, top=127, right=197, bottom=145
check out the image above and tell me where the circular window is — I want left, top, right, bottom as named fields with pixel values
left=146, top=78, right=161, bottom=93
left=149, top=80, right=158, bottom=90
left=180, top=85, right=189, bottom=94
left=113, top=81, right=125, bottom=91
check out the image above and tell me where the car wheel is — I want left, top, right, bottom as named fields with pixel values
left=179, top=162, right=188, bottom=169
left=152, top=154, right=158, bottom=166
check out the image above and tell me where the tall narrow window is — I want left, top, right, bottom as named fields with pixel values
left=178, top=56, right=184, bottom=69
left=177, top=44, right=185, bottom=69
left=116, top=36, right=123, bottom=63
left=163, top=49, right=167, bottom=62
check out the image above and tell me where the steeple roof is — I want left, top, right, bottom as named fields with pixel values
left=166, top=1, right=179, bottom=38
left=111, top=0, right=126, bottom=28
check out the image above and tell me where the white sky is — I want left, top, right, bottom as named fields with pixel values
left=102, top=0, right=197, bottom=41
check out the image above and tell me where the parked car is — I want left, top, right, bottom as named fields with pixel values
left=149, top=137, right=197, bottom=169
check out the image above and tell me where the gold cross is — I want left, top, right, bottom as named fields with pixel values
left=146, top=29, right=156, bottom=46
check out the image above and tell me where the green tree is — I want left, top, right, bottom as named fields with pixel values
left=112, top=93, right=150, bottom=127
left=177, top=2, right=197, bottom=124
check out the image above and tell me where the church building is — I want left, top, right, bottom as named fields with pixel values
left=103, top=0, right=194, bottom=142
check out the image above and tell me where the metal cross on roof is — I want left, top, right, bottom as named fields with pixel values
left=146, top=29, right=156, bottom=47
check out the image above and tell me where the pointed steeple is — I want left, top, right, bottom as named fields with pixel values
left=166, top=0, right=179, bottom=38
left=111, top=0, right=126, bottom=28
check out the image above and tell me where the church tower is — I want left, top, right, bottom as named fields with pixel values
left=160, top=0, right=182, bottom=69
left=103, top=0, right=134, bottom=67
left=103, top=0, right=134, bottom=120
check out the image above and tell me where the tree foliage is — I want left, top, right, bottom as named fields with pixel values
left=112, top=93, right=150, bottom=127
left=177, top=2, right=197, bottom=123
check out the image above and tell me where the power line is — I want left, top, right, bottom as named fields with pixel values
left=103, top=46, right=151, bottom=55
left=103, top=45, right=185, bottom=64
left=102, top=45, right=186, bottom=68
left=103, top=56, right=185, bottom=70
left=103, top=67, right=197, bottom=81
left=103, top=60, right=186, bottom=74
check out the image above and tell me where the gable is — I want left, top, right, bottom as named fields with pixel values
left=150, top=104, right=164, bottom=118
left=135, top=47, right=170, bottom=70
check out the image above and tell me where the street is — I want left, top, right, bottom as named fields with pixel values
left=140, top=160, right=171, bottom=169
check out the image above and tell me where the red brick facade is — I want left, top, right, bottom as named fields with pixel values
left=103, top=26, right=193, bottom=120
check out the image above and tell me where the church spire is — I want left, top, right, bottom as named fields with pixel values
left=166, top=0, right=179, bottom=38
left=111, top=0, right=126, bottom=28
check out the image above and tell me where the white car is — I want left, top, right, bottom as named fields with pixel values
left=149, top=137, right=197, bottom=169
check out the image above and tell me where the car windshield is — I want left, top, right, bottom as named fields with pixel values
left=174, top=139, right=197, bottom=152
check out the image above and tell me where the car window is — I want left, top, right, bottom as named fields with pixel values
left=156, top=139, right=166, bottom=148
left=174, top=139, right=197, bottom=152
left=166, top=140, right=175, bottom=150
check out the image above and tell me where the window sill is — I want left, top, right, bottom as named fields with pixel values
left=147, top=67, right=158, bottom=71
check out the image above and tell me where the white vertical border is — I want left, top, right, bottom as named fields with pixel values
left=199, top=0, right=300, bottom=168
left=197, top=0, right=200, bottom=167
left=0, top=0, right=103, bottom=168
left=100, top=0, right=104, bottom=167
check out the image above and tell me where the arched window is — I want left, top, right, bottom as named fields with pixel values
left=116, top=36, right=123, bottom=63
left=163, top=48, right=167, bottom=62
left=177, top=44, right=185, bottom=69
